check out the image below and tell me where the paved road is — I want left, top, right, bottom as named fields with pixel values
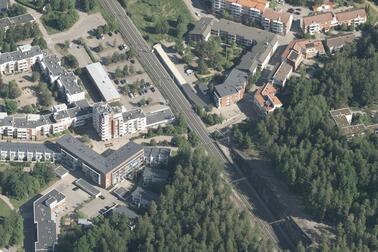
left=98, top=1, right=295, bottom=250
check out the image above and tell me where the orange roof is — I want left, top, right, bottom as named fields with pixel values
left=254, top=83, right=282, bottom=112
left=335, top=8, right=366, bottom=22
left=282, top=39, right=325, bottom=59
left=262, top=8, right=292, bottom=24
left=226, top=0, right=268, bottom=12
left=303, top=12, right=333, bottom=28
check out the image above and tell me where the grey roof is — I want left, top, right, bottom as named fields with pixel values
left=13, top=114, right=52, bottom=128
left=144, top=147, right=171, bottom=161
left=131, top=186, right=159, bottom=203
left=237, top=51, right=259, bottom=73
left=67, top=104, right=93, bottom=119
left=75, top=178, right=101, bottom=197
left=273, top=60, right=292, bottom=82
left=122, top=109, right=145, bottom=121
left=52, top=110, right=70, bottom=122
left=145, top=107, right=175, bottom=126
left=189, top=17, right=213, bottom=36
left=0, top=116, right=14, bottom=126
left=58, top=71, right=83, bottom=95
left=112, top=205, right=139, bottom=219
left=181, top=83, right=208, bottom=107
left=34, top=189, right=65, bottom=252
left=215, top=68, right=248, bottom=97
left=0, top=13, right=34, bottom=28
left=0, top=45, right=42, bottom=64
left=212, top=19, right=278, bottom=45
left=9, top=13, right=34, bottom=25
left=325, top=33, right=355, bottom=50
left=85, top=62, right=120, bottom=102
left=0, top=141, right=55, bottom=153
left=143, top=167, right=169, bottom=181
left=57, top=135, right=144, bottom=174
left=42, top=54, right=64, bottom=77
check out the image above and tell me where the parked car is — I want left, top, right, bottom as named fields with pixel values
left=108, top=32, right=113, bottom=36
left=295, top=12, right=300, bottom=15
left=151, top=87, right=156, bottom=92
left=115, top=79, right=119, bottom=84
left=99, top=195, right=105, bottom=200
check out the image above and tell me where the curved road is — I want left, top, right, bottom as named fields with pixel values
left=98, top=1, right=295, bottom=250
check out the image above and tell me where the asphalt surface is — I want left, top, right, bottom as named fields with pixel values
left=98, top=1, right=296, bottom=250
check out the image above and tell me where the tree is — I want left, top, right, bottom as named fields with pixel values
left=32, top=71, right=40, bottom=82
left=62, top=54, right=79, bottom=69
left=198, top=59, right=208, bottom=74
left=5, top=99, right=17, bottom=114
left=155, top=18, right=169, bottom=34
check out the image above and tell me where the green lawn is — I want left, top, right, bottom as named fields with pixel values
left=0, top=198, right=12, bottom=218
left=127, top=0, right=193, bottom=44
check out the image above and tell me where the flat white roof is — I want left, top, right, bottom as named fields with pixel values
left=153, top=44, right=187, bottom=86
left=85, top=62, right=121, bottom=102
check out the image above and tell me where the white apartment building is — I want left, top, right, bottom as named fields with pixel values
left=93, top=103, right=148, bottom=141
left=93, top=103, right=125, bottom=141
left=0, top=142, right=56, bottom=162
left=0, top=45, right=43, bottom=75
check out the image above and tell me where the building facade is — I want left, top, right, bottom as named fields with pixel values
left=57, top=135, right=145, bottom=188
left=0, top=45, right=43, bottom=75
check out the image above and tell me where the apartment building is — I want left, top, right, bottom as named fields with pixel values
left=57, top=135, right=145, bottom=188
left=93, top=103, right=151, bottom=141
left=335, top=8, right=367, bottom=27
left=302, top=12, right=336, bottom=34
left=214, top=68, right=247, bottom=108
left=56, top=72, right=85, bottom=104
left=0, top=101, right=92, bottom=140
left=272, top=60, right=293, bottom=87
left=0, top=45, right=43, bottom=75
left=261, top=9, right=293, bottom=34
left=303, top=8, right=367, bottom=34
left=188, top=17, right=214, bottom=42
left=212, top=0, right=269, bottom=23
left=254, top=83, right=282, bottom=115
left=282, top=39, right=325, bottom=61
left=0, top=141, right=56, bottom=162
left=0, top=13, right=35, bottom=30
left=34, top=190, right=65, bottom=252
left=39, top=54, right=85, bottom=104
left=93, top=103, right=174, bottom=141
left=324, top=33, right=355, bottom=53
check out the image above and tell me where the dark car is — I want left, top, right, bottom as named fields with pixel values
left=72, top=187, right=79, bottom=191
left=121, top=80, right=126, bottom=84
left=99, top=195, right=105, bottom=200
left=288, top=9, right=294, bottom=13
left=108, top=32, right=113, bottom=36
left=114, top=30, right=118, bottom=34
left=115, top=79, right=119, bottom=84
left=295, top=12, right=300, bottom=15
left=151, top=87, right=156, bottom=92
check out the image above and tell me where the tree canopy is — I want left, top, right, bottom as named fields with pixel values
left=235, top=27, right=378, bottom=251
left=57, top=148, right=270, bottom=251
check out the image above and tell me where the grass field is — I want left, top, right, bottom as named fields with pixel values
left=0, top=198, right=12, bottom=218
left=127, top=0, right=193, bottom=44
